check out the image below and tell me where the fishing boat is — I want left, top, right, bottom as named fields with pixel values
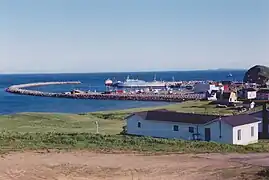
left=227, top=73, right=233, bottom=78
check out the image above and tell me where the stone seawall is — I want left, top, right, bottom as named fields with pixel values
left=5, top=81, right=205, bottom=102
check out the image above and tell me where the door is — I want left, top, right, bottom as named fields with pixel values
left=205, top=128, right=211, bottom=141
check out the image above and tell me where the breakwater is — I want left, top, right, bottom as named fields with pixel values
left=5, top=81, right=205, bottom=102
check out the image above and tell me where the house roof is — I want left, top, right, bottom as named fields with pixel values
left=128, top=110, right=261, bottom=127
left=219, top=114, right=261, bottom=127
left=257, top=88, right=269, bottom=93
left=249, top=109, right=269, bottom=119
left=133, top=110, right=219, bottom=124
left=222, top=92, right=232, bottom=99
left=244, top=88, right=257, bottom=91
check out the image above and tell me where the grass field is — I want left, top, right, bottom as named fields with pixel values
left=0, top=100, right=266, bottom=154
left=90, top=100, right=237, bottom=121
left=0, top=113, right=123, bottom=134
left=90, top=100, right=262, bottom=120
left=0, top=132, right=269, bottom=154
left=0, top=101, right=237, bottom=134
left=93, top=100, right=236, bottom=115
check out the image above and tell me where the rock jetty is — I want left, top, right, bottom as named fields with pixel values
left=5, top=81, right=205, bottom=102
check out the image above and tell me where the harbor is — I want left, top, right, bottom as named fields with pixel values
left=4, top=67, right=269, bottom=104
left=5, top=81, right=205, bottom=102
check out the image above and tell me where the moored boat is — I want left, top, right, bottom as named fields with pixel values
left=108, top=75, right=167, bottom=88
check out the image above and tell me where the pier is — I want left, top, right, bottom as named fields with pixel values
left=5, top=81, right=206, bottom=102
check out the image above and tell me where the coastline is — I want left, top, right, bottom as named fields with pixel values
left=0, top=70, right=246, bottom=114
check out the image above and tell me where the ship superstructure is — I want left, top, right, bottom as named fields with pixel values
left=107, top=75, right=167, bottom=88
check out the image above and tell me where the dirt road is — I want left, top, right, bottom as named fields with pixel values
left=0, top=151, right=267, bottom=180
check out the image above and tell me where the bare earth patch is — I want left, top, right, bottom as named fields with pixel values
left=0, top=151, right=267, bottom=180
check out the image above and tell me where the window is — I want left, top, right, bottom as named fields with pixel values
left=237, top=129, right=241, bottom=140
left=137, top=122, right=141, bottom=128
left=251, top=126, right=254, bottom=137
left=189, top=127, right=194, bottom=133
left=173, top=125, right=179, bottom=131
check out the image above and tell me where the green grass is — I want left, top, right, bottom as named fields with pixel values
left=0, top=132, right=268, bottom=154
left=90, top=100, right=238, bottom=120
left=94, top=100, right=235, bottom=114
left=0, top=113, right=123, bottom=134
left=91, top=100, right=264, bottom=120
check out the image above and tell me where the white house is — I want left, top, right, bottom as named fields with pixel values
left=243, top=88, right=257, bottom=100
left=206, top=90, right=217, bottom=101
left=126, top=110, right=261, bottom=145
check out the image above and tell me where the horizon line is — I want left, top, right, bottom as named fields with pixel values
left=0, top=68, right=246, bottom=75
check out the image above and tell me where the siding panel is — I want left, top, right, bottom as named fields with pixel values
left=233, top=122, right=259, bottom=145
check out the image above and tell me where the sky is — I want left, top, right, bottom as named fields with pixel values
left=1, top=0, right=269, bottom=73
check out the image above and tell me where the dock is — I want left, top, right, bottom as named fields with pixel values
left=5, top=81, right=206, bottom=102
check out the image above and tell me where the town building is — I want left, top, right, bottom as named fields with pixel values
left=206, top=90, right=217, bottom=101
left=193, top=83, right=223, bottom=94
left=257, top=89, right=269, bottom=100
left=245, top=83, right=257, bottom=89
left=242, top=88, right=257, bottom=100
left=218, top=91, right=238, bottom=104
left=126, top=110, right=261, bottom=145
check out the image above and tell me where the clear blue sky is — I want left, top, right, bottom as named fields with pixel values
left=1, top=0, right=269, bottom=73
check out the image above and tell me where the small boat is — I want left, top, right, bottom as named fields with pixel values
left=185, top=85, right=194, bottom=90
left=227, top=73, right=233, bottom=77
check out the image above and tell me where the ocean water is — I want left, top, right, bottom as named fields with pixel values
left=0, top=70, right=245, bottom=114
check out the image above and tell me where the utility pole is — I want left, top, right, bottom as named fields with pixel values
left=219, top=115, right=222, bottom=138
left=95, top=121, right=99, bottom=134
left=262, top=103, right=268, bottom=138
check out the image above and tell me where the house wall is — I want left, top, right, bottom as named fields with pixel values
left=257, top=93, right=269, bottom=100
left=204, top=121, right=233, bottom=144
left=246, top=91, right=257, bottom=99
left=232, top=122, right=259, bottom=145
left=253, top=117, right=269, bottom=134
left=230, top=92, right=238, bottom=102
left=126, top=115, right=203, bottom=140
left=126, top=115, right=233, bottom=144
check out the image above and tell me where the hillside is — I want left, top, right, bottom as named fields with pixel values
left=244, top=65, right=269, bottom=85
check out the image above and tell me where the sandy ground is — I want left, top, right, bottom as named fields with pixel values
left=0, top=151, right=268, bottom=180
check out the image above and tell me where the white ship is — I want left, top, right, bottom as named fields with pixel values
left=112, top=75, right=167, bottom=88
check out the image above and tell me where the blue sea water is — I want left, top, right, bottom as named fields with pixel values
left=0, top=70, right=245, bottom=114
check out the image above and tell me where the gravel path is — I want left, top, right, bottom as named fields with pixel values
left=0, top=151, right=267, bottom=180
